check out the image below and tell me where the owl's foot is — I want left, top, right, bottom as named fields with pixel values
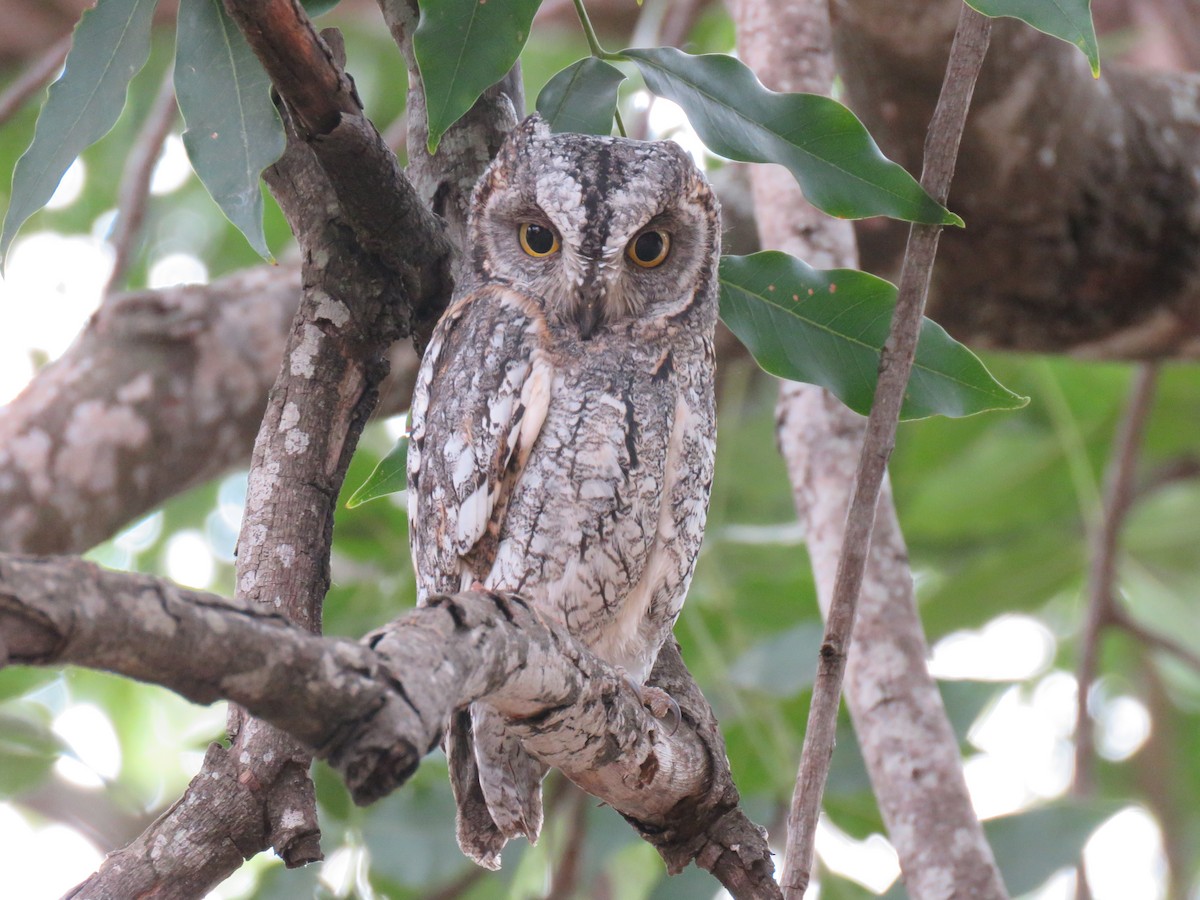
left=624, top=676, right=681, bottom=736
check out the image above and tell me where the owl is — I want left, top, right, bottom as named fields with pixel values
left=407, top=114, right=720, bottom=869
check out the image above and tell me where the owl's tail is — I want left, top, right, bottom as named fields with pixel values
left=447, top=705, right=547, bottom=870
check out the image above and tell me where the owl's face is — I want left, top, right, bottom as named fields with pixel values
left=469, top=116, right=721, bottom=339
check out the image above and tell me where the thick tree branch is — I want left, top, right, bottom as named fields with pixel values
left=835, top=0, right=1200, bottom=358
left=223, top=1, right=454, bottom=348
left=736, top=1, right=1007, bottom=897
left=0, top=554, right=778, bottom=899
left=0, top=265, right=419, bottom=556
left=63, top=1, right=459, bottom=890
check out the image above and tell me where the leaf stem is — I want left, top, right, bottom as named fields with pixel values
left=571, top=0, right=611, bottom=60
left=613, top=106, right=628, bottom=137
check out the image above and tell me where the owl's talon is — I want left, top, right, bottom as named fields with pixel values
left=625, top=678, right=681, bottom=736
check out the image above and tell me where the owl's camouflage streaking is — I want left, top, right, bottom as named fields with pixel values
left=408, top=114, right=721, bottom=869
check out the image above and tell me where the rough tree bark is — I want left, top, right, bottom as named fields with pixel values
left=835, top=0, right=1200, bottom=357
left=0, top=264, right=419, bottom=556
left=736, top=0, right=1008, bottom=897
left=5, top=1, right=1200, bottom=556
left=0, top=554, right=779, bottom=899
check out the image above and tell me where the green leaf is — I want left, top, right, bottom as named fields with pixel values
left=535, top=58, right=626, bottom=136
left=347, top=437, right=408, bottom=507
left=0, top=709, right=66, bottom=798
left=728, top=622, right=824, bottom=698
left=0, top=0, right=156, bottom=264
left=986, top=801, right=1120, bottom=895
left=0, top=669, right=57, bottom=703
left=965, top=0, right=1099, bottom=77
left=175, top=0, right=285, bottom=259
left=300, top=0, right=342, bottom=16
left=621, top=47, right=959, bottom=225
left=414, top=0, right=542, bottom=153
left=718, top=252, right=1028, bottom=419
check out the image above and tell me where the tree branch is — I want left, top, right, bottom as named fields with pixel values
left=376, top=0, right=523, bottom=260
left=0, top=265, right=419, bottom=556
left=103, top=68, right=177, bottom=295
left=735, top=0, right=1007, bottom=897
left=779, top=10, right=991, bottom=894
left=834, top=0, right=1200, bottom=358
left=1074, top=363, right=1159, bottom=797
left=0, top=553, right=778, bottom=899
left=0, top=33, right=70, bottom=128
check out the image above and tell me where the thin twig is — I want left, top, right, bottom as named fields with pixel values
left=0, top=35, right=71, bottom=128
left=547, top=786, right=590, bottom=898
left=1073, top=363, right=1159, bottom=797
left=1071, top=362, right=1158, bottom=900
left=779, top=7, right=992, bottom=897
left=1110, top=606, right=1200, bottom=674
left=104, top=70, right=178, bottom=295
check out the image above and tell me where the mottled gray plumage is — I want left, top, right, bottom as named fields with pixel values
left=407, top=115, right=720, bottom=869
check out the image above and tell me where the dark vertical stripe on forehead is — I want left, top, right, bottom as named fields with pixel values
left=577, top=142, right=613, bottom=261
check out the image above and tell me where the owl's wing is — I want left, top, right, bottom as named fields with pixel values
left=408, top=285, right=553, bottom=599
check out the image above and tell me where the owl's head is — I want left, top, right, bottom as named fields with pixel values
left=468, top=115, right=721, bottom=340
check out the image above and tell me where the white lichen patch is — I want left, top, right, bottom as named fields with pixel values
left=276, top=544, right=296, bottom=568
left=223, top=667, right=273, bottom=699
left=136, top=588, right=180, bottom=636
left=238, top=570, right=257, bottom=595
left=8, top=428, right=53, bottom=500
left=284, top=428, right=310, bottom=455
left=116, top=372, right=155, bottom=404
left=1169, top=77, right=1200, bottom=125
left=278, top=807, right=306, bottom=829
left=244, top=463, right=281, bottom=515
left=290, top=323, right=323, bottom=378
left=56, top=401, right=151, bottom=493
left=314, top=292, right=351, bottom=327
left=279, top=401, right=301, bottom=431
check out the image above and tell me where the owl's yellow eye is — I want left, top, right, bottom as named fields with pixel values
left=627, top=229, right=671, bottom=268
left=519, top=222, right=560, bottom=257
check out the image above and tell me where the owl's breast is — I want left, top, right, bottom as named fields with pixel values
left=484, top=338, right=715, bottom=678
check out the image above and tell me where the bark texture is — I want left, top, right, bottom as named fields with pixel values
left=835, top=0, right=1200, bottom=357
left=0, top=554, right=779, bottom=899
left=0, top=265, right=419, bottom=557
left=735, top=0, right=1008, bottom=897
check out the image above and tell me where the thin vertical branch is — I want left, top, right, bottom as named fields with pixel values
left=1072, top=362, right=1159, bottom=900
left=780, top=7, right=992, bottom=896
left=0, top=35, right=71, bottom=128
left=1074, top=363, right=1159, bottom=794
left=104, top=69, right=178, bottom=295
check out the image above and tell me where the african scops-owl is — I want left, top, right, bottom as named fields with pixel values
left=407, top=114, right=720, bottom=869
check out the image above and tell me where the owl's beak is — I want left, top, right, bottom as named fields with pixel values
left=575, top=299, right=604, bottom=340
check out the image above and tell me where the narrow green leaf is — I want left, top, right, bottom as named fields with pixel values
left=986, top=801, right=1120, bottom=895
left=718, top=252, right=1028, bottom=419
left=966, top=0, right=1099, bottom=77
left=347, top=437, right=408, bottom=508
left=175, top=0, right=285, bottom=259
left=0, top=0, right=156, bottom=264
left=535, top=58, right=626, bottom=136
left=622, top=47, right=960, bottom=225
left=415, top=0, right=542, bottom=153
